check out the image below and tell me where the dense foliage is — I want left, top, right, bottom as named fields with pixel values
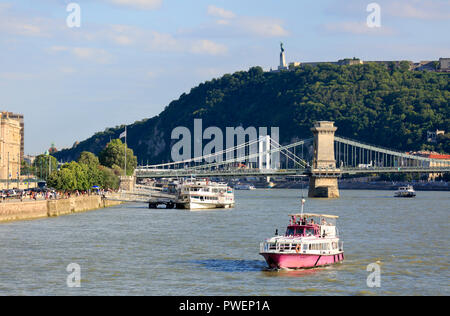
left=47, top=139, right=136, bottom=191
left=54, top=63, right=449, bottom=164
left=98, top=139, right=137, bottom=176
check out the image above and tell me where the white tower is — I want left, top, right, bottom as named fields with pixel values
left=258, top=135, right=271, bottom=170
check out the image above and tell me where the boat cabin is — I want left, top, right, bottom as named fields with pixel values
left=397, top=186, right=414, bottom=191
left=287, top=213, right=339, bottom=238
left=285, top=225, right=319, bottom=237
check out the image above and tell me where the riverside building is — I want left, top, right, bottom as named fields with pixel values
left=0, top=112, right=23, bottom=186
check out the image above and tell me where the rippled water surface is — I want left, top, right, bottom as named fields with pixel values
left=0, top=189, right=448, bottom=295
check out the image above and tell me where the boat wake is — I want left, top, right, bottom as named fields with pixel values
left=180, top=259, right=267, bottom=272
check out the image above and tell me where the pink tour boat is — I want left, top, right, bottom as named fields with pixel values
left=259, top=200, right=344, bottom=269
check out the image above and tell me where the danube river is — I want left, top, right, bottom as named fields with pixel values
left=0, top=189, right=448, bottom=296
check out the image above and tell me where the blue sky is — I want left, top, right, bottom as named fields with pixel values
left=1, top=0, right=449, bottom=155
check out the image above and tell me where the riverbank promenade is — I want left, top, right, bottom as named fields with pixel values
left=0, top=194, right=121, bottom=223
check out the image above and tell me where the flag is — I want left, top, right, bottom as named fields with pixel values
left=119, top=130, right=126, bottom=139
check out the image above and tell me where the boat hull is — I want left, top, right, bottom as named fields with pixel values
left=176, top=202, right=234, bottom=210
left=260, top=252, right=344, bottom=269
left=394, top=193, right=416, bottom=198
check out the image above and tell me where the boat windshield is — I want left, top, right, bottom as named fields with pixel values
left=305, top=228, right=315, bottom=236
left=286, top=228, right=295, bottom=236
left=285, top=227, right=305, bottom=236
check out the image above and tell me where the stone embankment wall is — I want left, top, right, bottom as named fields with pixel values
left=0, top=196, right=121, bottom=223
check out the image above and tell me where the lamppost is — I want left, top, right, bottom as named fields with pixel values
left=7, top=152, right=9, bottom=190
left=17, top=153, right=20, bottom=189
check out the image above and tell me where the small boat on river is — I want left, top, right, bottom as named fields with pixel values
left=233, top=183, right=255, bottom=190
left=394, top=185, right=416, bottom=198
left=259, top=200, right=344, bottom=269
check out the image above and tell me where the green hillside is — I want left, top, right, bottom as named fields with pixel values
left=54, top=63, right=450, bottom=164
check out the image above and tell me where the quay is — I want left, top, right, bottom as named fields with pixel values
left=0, top=195, right=121, bottom=223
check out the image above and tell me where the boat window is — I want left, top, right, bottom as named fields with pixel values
left=305, top=228, right=315, bottom=236
left=286, top=228, right=295, bottom=236
left=295, top=228, right=304, bottom=236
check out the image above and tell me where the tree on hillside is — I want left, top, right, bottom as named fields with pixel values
left=99, top=139, right=137, bottom=176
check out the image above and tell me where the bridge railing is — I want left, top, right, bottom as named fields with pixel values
left=335, top=136, right=450, bottom=165
left=342, top=166, right=450, bottom=173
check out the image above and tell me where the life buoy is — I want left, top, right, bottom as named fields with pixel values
left=295, top=244, right=301, bottom=254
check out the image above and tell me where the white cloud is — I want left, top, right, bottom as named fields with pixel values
left=190, top=40, right=228, bottom=56
left=0, top=72, right=36, bottom=80
left=107, top=25, right=139, bottom=45
left=320, top=21, right=395, bottom=36
left=146, top=70, right=159, bottom=78
left=0, top=3, right=12, bottom=12
left=238, top=17, right=289, bottom=37
left=207, top=5, right=236, bottom=19
left=97, top=25, right=228, bottom=56
left=59, top=67, right=77, bottom=74
left=49, top=46, right=69, bottom=52
left=105, top=0, right=163, bottom=10
left=191, top=6, right=289, bottom=38
left=49, top=46, right=114, bottom=64
left=326, top=0, right=450, bottom=20
left=0, top=16, right=50, bottom=37
left=386, top=0, right=450, bottom=20
left=147, top=30, right=183, bottom=52
left=0, top=5, right=61, bottom=38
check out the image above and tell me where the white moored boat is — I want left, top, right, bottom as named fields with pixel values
left=176, top=179, right=235, bottom=210
left=394, top=185, right=416, bottom=198
left=234, top=183, right=255, bottom=190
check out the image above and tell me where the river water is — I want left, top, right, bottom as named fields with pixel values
left=0, top=189, right=448, bottom=296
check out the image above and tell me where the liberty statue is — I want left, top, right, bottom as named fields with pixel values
left=279, top=42, right=287, bottom=69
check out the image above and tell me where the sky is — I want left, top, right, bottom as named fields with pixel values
left=0, top=0, right=449, bottom=155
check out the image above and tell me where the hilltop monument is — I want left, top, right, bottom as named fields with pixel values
left=278, top=42, right=288, bottom=71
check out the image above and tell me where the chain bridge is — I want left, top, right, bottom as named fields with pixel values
left=133, top=122, right=450, bottom=198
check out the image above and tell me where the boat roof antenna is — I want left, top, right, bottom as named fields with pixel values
left=301, top=197, right=306, bottom=217
left=300, top=176, right=306, bottom=217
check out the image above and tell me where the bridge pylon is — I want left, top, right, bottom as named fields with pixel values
left=308, top=121, right=341, bottom=198
left=119, top=175, right=136, bottom=191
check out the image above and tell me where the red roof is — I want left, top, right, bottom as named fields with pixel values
left=428, top=154, right=450, bottom=160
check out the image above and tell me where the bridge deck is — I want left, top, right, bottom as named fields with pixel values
left=136, top=166, right=450, bottom=178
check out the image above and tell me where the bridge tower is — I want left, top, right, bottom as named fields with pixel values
left=308, top=121, right=341, bottom=198
left=258, top=135, right=271, bottom=170
left=119, top=175, right=135, bottom=191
